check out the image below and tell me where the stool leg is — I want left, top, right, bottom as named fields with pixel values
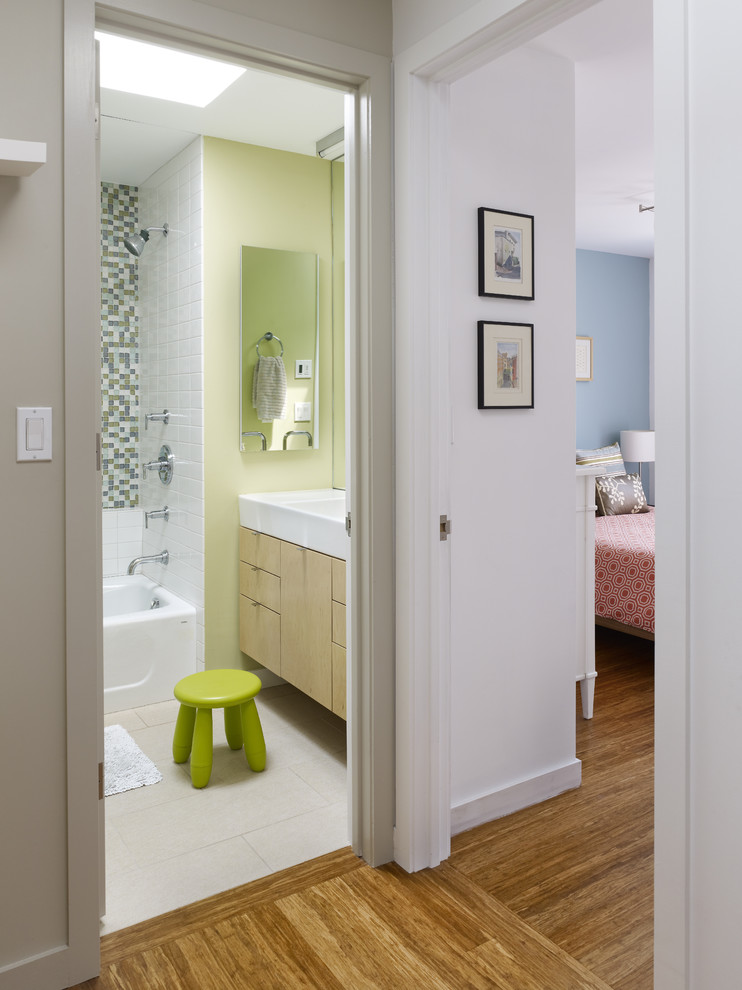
left=190, top=708, right=213, bottom=788
left=224, top=705, right=244, bottom=750
left=172, top=704, right=196, bottom=764
left=240, top=699, right=266, bottom=772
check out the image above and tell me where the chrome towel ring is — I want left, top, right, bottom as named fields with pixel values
left=255, top=331, right=284, bottom=357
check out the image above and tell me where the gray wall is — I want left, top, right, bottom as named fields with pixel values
left=0, top=0, right=69, bottom=967
left=207, top=0, right=391, bottom=54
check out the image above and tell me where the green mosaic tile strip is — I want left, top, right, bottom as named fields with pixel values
left=101, top=182, right=140, bottom=510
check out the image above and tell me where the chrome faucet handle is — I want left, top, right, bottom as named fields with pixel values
left=142, top=445, right=174, bottom=485
left=145, top=409, right=170, bottom=430
left=241, top=431, right=267, bottom=451
left=282, top=430, right=313, bottom=449
left=144, top=506, right=169, bottom=529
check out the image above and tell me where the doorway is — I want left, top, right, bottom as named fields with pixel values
left=96, top=29, right=355, bottom=932
left=65, top=0, right=394, bottom=968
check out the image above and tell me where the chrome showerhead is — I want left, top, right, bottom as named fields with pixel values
left=123, top=222, right=169, bottom=257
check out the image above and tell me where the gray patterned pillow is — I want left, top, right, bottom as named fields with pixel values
left=595, top=473, right=649, bottom=516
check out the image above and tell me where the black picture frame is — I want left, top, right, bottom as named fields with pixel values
left=478, top=207, right=534, bottom=300
left=477, top=320, right=534, bottom=409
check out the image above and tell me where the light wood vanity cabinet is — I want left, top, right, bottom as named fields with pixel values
left=280, top=542, right=333, bottom=709
left=239, top=526, right=347, bottom=719
left=331, top=557, right=347, bottom=719
left=238, top=530, right=281, bottom=671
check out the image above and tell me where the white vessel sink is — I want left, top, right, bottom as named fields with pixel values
left=238, top=488, right=347, bottom=559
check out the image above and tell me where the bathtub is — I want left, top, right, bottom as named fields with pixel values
left=103, top=575, right=197, bottom=714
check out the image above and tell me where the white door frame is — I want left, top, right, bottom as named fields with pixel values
left=393, top=0, right=603, bottom=875
left=395, top=9, right=691, bottom=988
left=652, top=4, right=690, bottom=987
left=62, top=0, right=394, bottom=979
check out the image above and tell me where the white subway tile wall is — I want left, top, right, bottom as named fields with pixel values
left=139, top=139, right=205, bottom=665
left=102, top=508, right=145, bottom=578
left=101, top=139, right=205, bottom=665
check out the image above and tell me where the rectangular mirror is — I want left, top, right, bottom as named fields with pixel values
left=240, top=246, right=319, bottom=452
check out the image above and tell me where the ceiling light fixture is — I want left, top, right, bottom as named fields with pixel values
left=96, top=31, right=246, bottom=108
left=316, top=127, right=344, bottom=161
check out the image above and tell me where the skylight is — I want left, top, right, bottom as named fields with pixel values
left=96, top=32, right=246, bottom=108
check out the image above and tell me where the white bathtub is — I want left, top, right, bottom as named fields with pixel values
left=103, top=575, right=197, bottom=714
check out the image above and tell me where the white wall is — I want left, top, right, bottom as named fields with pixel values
left=448, top=46, right=578, bottom=828
left=139, top=138, right=205, bottom=664
left=654, top=2, right=742, bottom=986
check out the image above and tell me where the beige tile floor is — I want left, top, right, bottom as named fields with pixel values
left=102, top=683, right=348, bottom=934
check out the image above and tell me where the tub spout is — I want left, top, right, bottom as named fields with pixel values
left=127, top=550, right=169, bottom=575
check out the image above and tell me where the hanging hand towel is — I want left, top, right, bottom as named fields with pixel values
left=252, top=355, right=287, bottom=422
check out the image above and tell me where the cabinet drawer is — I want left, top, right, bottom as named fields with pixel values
left=332, top=643, right=346, bottom=720
left=239, top=595, right=280, bottom=674
left=332, top=601, right=346, bottom=648
left=239, top=528, right=281, bottom=576
left=239, top=562, right=281, bottom=613
left=331, top=557, right=346, bottom=604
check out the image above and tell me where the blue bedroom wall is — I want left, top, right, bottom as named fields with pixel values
left=576, top=249, right=651, bottom=452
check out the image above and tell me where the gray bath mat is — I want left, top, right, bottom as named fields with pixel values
left=104, top=724, right=163, bottom=796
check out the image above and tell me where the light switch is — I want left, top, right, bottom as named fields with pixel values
left=17, top=407, right=52, bottom=461
left=26, top=417, right=44, bottom=450
left=295, top=359, right=312, bottom=379
left=294, top=401, right=311, bottom=422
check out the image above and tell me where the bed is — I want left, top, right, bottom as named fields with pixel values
left=576, top=446, right=655, bottom=719
left=595, top=507, right=655, bottom=641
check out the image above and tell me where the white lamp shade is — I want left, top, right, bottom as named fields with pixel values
left=620, top=429, right=655, bottom=463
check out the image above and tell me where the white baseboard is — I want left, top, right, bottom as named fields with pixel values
left=451, top=758, right=582, bottom=836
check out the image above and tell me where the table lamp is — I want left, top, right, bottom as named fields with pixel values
left=619, top=429, right=655, bottom=484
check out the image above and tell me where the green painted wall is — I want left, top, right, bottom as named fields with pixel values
left=203, top=137, right=338, bottom=668
left=331, top=161, right=346, bottom=489
left=241, top=245, right=319, bottom=450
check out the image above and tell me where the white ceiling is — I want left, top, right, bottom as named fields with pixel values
left=531, top=0, right=654, bottom=258
left=101, top=0, right=653, bottom=258
left=99, top=61, right=346, bottom=186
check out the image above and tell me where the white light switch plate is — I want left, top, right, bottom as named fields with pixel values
left=295, top=359, right=312, bottom=379
left=294, top=402, right=311, bottom=422
left=17, top=406, right=52, bottom=461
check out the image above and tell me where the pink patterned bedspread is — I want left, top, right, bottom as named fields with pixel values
left=595, top=507, right=655, bottom=634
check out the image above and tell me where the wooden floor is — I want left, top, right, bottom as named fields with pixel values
left=449, top=628, right=654, bottom=990
left=74, top=628, right=653, bottom=990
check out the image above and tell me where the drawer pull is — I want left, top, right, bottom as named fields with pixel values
left=252, top=601, right=258, bottom=608
left=252, top=566, right=258, bottom=572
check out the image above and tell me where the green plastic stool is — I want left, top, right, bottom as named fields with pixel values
left=172, top=669, right=266, bottom=788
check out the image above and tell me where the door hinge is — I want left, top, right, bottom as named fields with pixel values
left=440, top=514, right=451, bottom=541
left=98, top=761, right=104, bottom=800
left=345, top=511, right=352, bottom=536
left=95, top=432, right=102, bottom=472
